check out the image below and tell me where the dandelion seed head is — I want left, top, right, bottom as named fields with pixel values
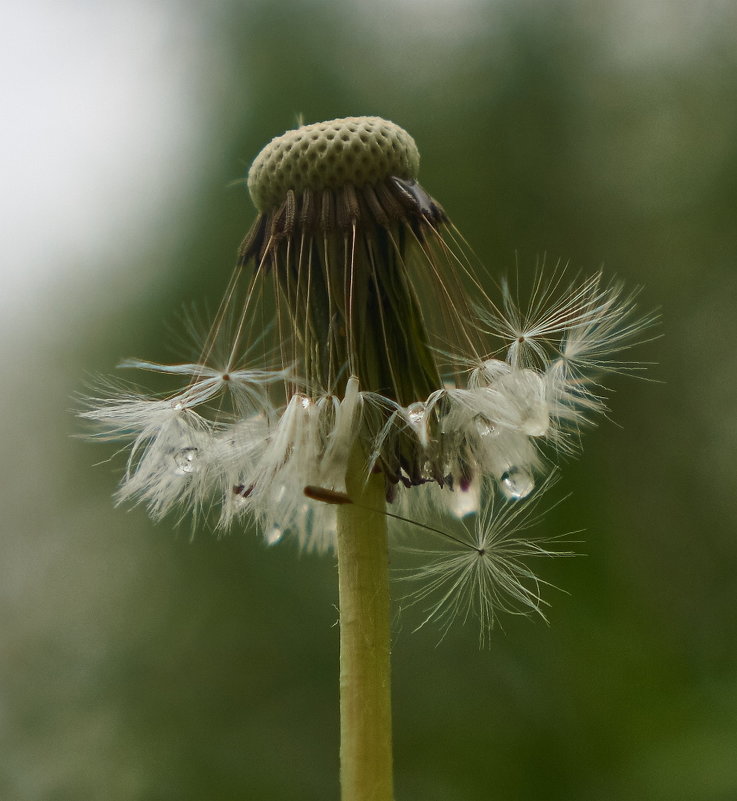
left=80, top=115, right=656, bottom=638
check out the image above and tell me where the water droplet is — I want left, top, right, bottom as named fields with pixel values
left=499, top=466, right=534, bottom=500
left=174, top=447, right=198, bottom=474
left=265, top=525, right=284, bottom=545
left=473, top=414, right=497, bottom=438
left=232, top=484, right=252, bottom=507
left=406, top=402, right=425, bottom=426
left=451, top=481, right=480, bottom=517
left=521, top=412, right=548, bottom=437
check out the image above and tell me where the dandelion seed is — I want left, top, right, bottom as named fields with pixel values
left=118, top=358, right=289, bottom=415
left=397, top=476, right=574, bottom=646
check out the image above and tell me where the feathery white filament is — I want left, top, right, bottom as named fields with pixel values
left=397, top=476, right=573, bottom=646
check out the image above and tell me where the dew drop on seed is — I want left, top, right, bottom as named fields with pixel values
left=407, top=402, right=425, bottom=426
left=265, top=525, right=283, bottom=545
left=474, top=414, right=497, bottom=438
left=174, top=447, right=198, bottom=474
left=521, top=413, right=548, bottom=437
left=451, top=482, right=480, bottom=517
left=499, top=467, right=534, bottom=500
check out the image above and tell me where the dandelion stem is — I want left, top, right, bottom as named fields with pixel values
left=336, top=454, right=394, bottom=801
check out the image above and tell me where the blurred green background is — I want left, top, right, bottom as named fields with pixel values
left=2, top=1, right=736, bottom=799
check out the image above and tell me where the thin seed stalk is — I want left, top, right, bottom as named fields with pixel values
left=336, top=455, right=394, bottom=801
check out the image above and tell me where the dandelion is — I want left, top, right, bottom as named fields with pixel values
left=82, top=116, right=654, bottom=801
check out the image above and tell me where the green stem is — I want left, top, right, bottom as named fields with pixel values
left=336, top=465, right=394, bottom=801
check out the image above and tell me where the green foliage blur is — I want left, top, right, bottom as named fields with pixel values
left=3, top=1, right=737, bottom=799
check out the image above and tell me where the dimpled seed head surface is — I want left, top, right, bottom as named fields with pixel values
left=247, top=117, right=421, bottom=211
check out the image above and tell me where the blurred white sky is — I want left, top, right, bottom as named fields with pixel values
left=0, top=1, right=217, bottom=338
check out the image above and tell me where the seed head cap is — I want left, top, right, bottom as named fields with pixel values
left=248, top=116, right=421, bottom=211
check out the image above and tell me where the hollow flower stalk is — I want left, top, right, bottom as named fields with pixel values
left=82, top=117, right=653, bottom=801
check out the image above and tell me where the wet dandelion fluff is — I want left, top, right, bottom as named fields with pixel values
left=80, top=116, right=655, bottom=639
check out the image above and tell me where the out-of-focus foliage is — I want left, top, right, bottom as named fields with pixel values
left=2, top=1, right=736, bottom=799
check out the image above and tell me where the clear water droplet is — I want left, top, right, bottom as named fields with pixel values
left=451, top=481, right=480, bottom=517
left=174, top=447, right=198, bottom=474
left=407, top=401, right=425, bottom=426
left=473, top=414, right=497, bottom=438
left=499, top=466, right=534, bottom=500
left=521, top=412, right=548, bottom=437
left=232, top=484, right=251, bottom=506
left=265, top=525, right=283, bottom=545
left=420, top=460, right=435, bottom=481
